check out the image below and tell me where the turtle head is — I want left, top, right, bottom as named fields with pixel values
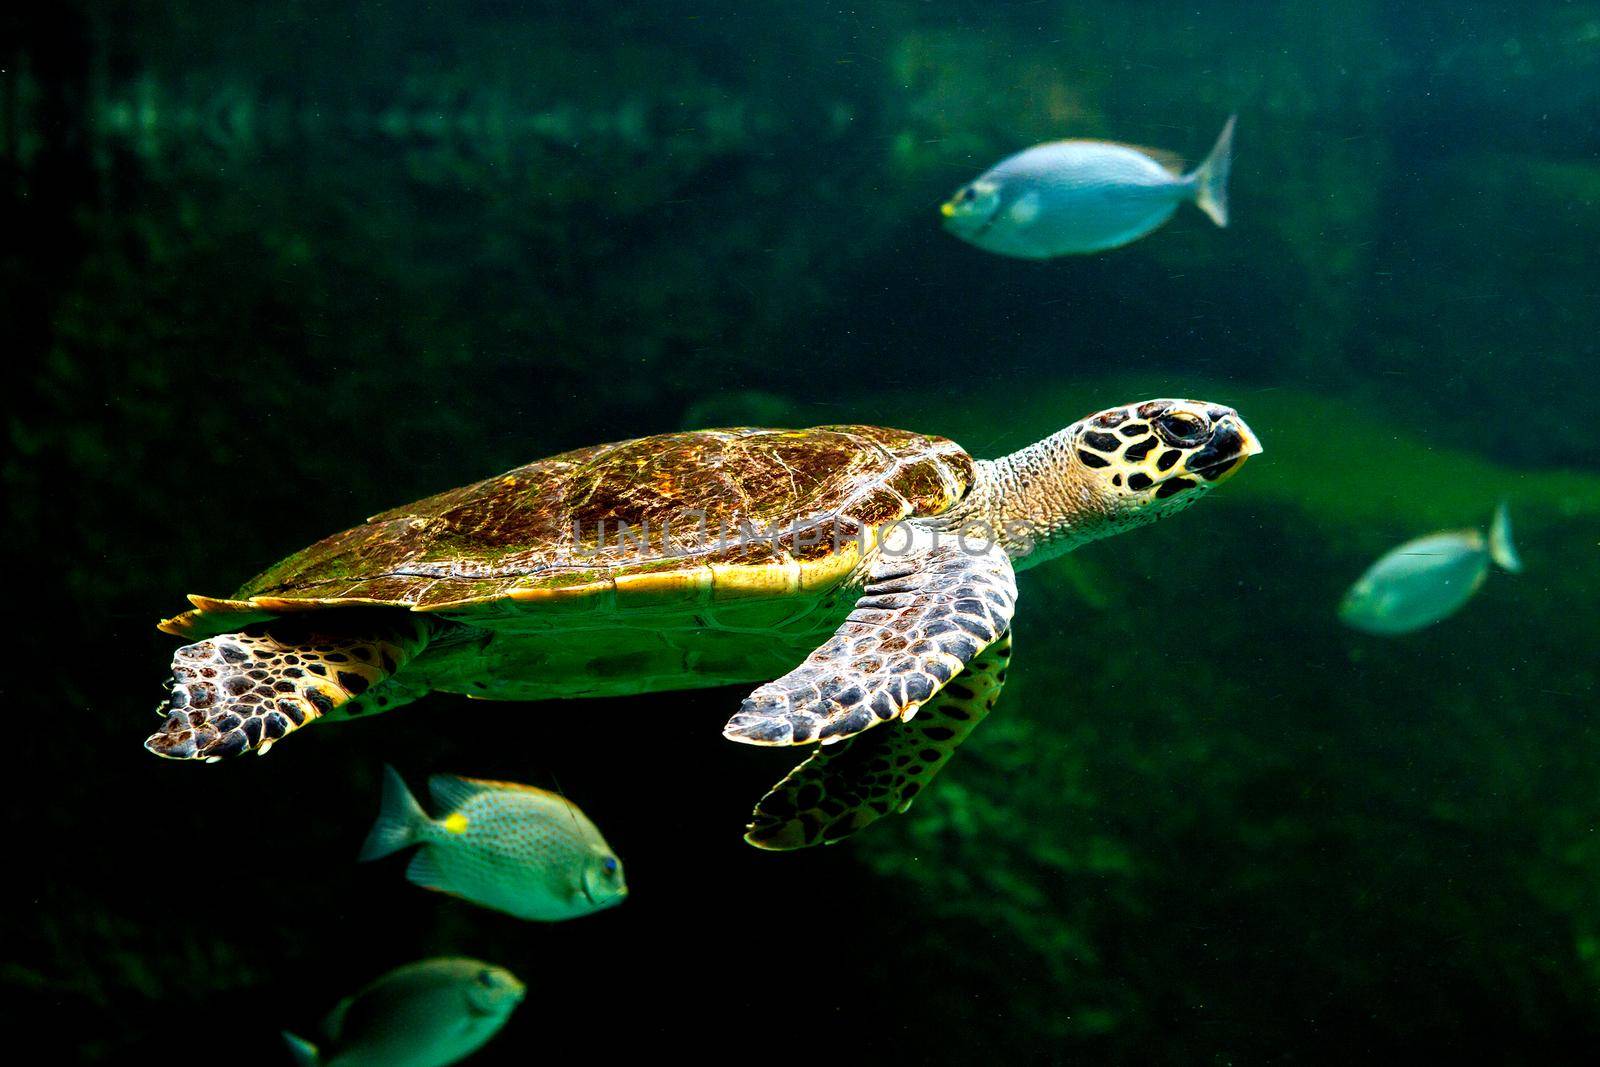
left=1075, top=397, right=1260, bottom=500
left=983, top=398, right=1262, bottom=569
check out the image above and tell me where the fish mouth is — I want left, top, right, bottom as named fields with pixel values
left=939, top=198, right=1001, bottom=237
left=581, top=881, right=628, bottom=909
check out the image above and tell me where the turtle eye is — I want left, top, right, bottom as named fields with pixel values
left=1154, top=411, right=1209, bottom=446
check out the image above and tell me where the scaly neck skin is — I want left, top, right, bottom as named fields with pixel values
left=938, top=426, right=1113, bottom=571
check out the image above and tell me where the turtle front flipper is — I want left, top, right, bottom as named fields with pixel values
left=145, top=614, right=434, bottom=761
left=745, top=632, right=1011, bottom=849
left=724, top=527, right=1016, bottom=746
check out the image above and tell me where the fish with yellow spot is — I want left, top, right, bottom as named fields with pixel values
left=283, top=956, right=524, bottom=1067
left=359, top=765, right=627, bottom=921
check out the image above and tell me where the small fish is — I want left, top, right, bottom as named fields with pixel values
left=359, top=765, right=627, bottom=921
left=1339, top=503, right=1522, bottom=636
left=941, top=116, right=1235, bottom=258
left=282, top=956, right=524, bottom=1067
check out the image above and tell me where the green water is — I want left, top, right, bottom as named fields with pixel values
left=6, top=2, right=1599, bottom=1062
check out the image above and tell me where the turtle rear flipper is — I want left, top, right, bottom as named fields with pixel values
left=145, top=616, right=433, bottom=761
left=745, top=633, right=1010, bottom=849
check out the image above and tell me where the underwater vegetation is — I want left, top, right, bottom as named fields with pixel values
left=5, top=1, right=1600, bottom=1064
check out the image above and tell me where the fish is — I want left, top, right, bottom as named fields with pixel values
left=1338, top=503, right=1523, bottom=635
left=359, top=765, right=627, bottom=921
left=282, top=956, right=524, bottom=1067
left=940, top=115, right=1236, bottom=258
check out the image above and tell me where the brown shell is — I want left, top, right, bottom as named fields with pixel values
left=161, top=426, right=974, bottom=639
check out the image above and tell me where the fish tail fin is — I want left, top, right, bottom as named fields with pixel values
left=1489, top=502, right=1523, bottom=573
left=358, top=764, right=429, bottom=861
left=282, top=1031, right=320, bottom=1067
left=1190, top=114, right=1235, bottom=228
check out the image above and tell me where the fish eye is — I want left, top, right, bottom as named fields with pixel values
left=959, top=187, right=976, bottom=202
left=1154, top=411, right=1209, bottom=445
left=477, top=969, right=497, bottom=988
left=602, top=856, right=618, bottom=875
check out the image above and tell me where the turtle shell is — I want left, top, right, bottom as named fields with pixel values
left=162, top=426, right=974, bottom=639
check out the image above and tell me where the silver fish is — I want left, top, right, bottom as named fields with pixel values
left=941, top=116, right=1235, bottom=258
left=1339, top=504, right=1522, bottom=635
left=283, top=957, right=524, bottom=1067
left=359, top=765, right=627, bottom=921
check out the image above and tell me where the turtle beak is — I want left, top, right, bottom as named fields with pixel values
left=1236, top=418, right=1264, bottom=458
left=1188, top=412, right=1262, bottom=486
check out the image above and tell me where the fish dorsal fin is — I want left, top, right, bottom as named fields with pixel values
left=427, top=774, right=495, bottom=812
left=1101, top=142, right=1187, bottom=175
left=428, top=773, right=565, bottom=810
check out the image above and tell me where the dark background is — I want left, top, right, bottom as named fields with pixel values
left=6, top=2, right=1600, bottom=1063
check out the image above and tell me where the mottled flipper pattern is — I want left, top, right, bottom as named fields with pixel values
left=724, top=527, right=1016, bottom=746
left=145, top=615, right=432, bottom=760
left=745, top=633, right=1011, bottom=849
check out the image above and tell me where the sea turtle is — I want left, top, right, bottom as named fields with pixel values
left=148, top=399, right=1261, bottom=849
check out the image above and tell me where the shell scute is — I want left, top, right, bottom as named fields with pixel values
left=161, top=426, right=973, bottom=638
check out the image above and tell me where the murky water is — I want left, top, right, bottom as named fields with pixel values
left=7, top=3, right=1599, bottom=1062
